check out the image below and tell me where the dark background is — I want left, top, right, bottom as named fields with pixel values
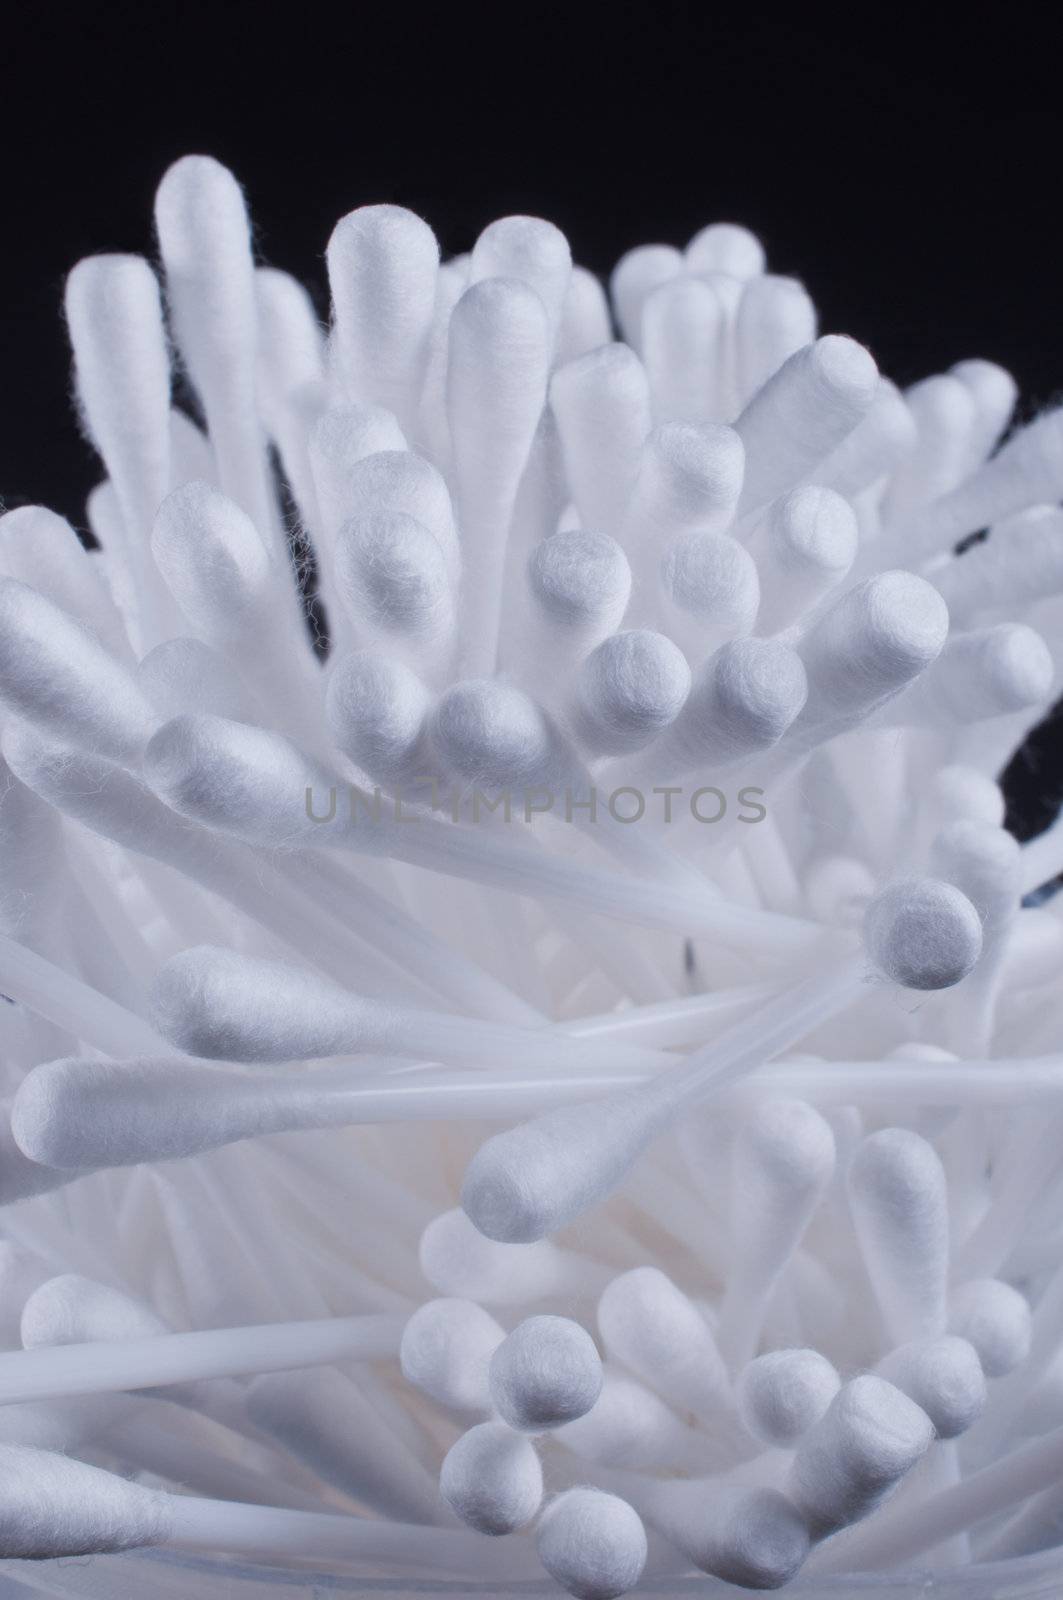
left=1, top=4, right=1061, bottom=836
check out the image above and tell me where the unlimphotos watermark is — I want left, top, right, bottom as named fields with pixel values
left=305, top=782, right=768, bottom=826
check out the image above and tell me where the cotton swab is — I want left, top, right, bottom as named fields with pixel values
left=610, top=243, right=683, bottom=348
left=737, top=1349, right=841, bottom=1446
left=623, top=1474, right=811, bottom=1590
left=876, top=1335, right=986, bottom=1438
left=746, top=485, right=857, bottom=635
left=418, top=1207, right=608, bottom=1304
left=550, top=343, right=652, bottom=533
left=948, top=1279, right=1032, bottom=1377
left=439, top=1420, right=542, bottom=1533
left=596, top=1267, right=731, bottom=1423
left=462, top=880, right=981, bottom=1242
left=399, top=1298, right=504, bottom=1412
left=488, top=1314, right=602, bottom=1430
left=570, top=629, right=692, bottom=757
left=535, top=1487, right=648, bottom=1600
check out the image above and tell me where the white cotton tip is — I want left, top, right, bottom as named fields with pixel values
left=0, top=578, right=155, bottom=763
left=339, top=450, right=459, bottom=582
left=254, top=266, right=325, bottom=409
left=151, top=944, right=389, bottom=1062
left=1002, top=908, right=1063, bottom=991
left=154, top=155, right=252, bottom=360
left=737, top=1349, right=841, bottom=1446
left=629, top=422, right=745, bottom=541
left=555, top=1369, right=697, bottom=1470
left=597, top=1267, right=730, bottom=1422
left=753, top=485, right=858, bottom=633
left=535, top=1488, right=648, bottom=1600
left=687, top=222, right=765, bottom=280
left=908, top=408, right=1063, bottom=559
left=737, top=335, right=879, bottom=513
left=488, top=1315, right=603, bottom=1432
left=152, top=480, right=271, bottom=641
left=863, top=878, right=983, bottom=991
left=662, top=637, right=807, bottom=775
left=528, top=529, right=632, bottom=655
left=804, top=856, right=876, bottom=927
left=0, top=1443, right=168, bottom=1558
left=550, top=343, right=652, bottom=534
left=0, top=505, right=127, bottom=651
left=419, top=1209, right=578, bottom=1306
left=950, top=357, right=1018, bottom=469
left=641, top=1479, right=810, bottom=1590
left=924, top=623, right=1054, bottom=723
left=931, top=505, right=1063, bottom=627
left=557, top=266, right=612, bottom=364
left=334, top=510, right=453, bottom=644
left=925, top=765, right=1005, bottom=831
left=64, top=254, right=171, bottom=536
left=21, top=1274, right=166, bottom=1350
left=144, top=713, right=332, bottom=849
left=797, top=571, right=950, bottom=732
left=470, top=215, right=572, bottom=340
left=659, top=528, right=760, bottom=647
left=138, top=637, right=251, bottom=723
left=642, top=276, right=728, bottom=424
left=0, top=1247, right=49, bottom=1346
left=573, top=630, right=691, bottom=756
left=735, top=276, right=818, bottom=407
left=439, top=1420, right=542, bottom=1535
left=399, top=1298, right=505, bottom=1412
left=847, top=1127, right=949, bottom=1345
left=326, top=205, right=439, bottom=418
left=430, top=678, right=566, bottom=792
left=609, top=244, right=684, bottom=348
left=931, top=820, right=1021, bottom=924
left=949, top=1279, right=1032, bottom=1378
left=308, top=404, right=409, bottom=541
left=325, top=649, right=433, bottom=787
left=789, top=1376, right=933, bottom=1538
left=876, top=1335, right=986, bottom=1439
left=884, top=374, right=977, bottom=523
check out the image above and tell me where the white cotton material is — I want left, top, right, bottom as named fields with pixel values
left=950, top=357, right=1018, bottom=472
left=470, top=215, right=572, bottom=345
left=795, top=571, right=950, bottom=737
left=788, top=1375, right=934, bottom=1538
left=419, top=1208, right=587, bottom=1305
left=152, top=480, right=273, bottom=644
left=170, top=406, right=217, bottom=486
left=334, top=510, right=453, bottom=649
left=20, top=1274, right=167, bottom=1350
left=64, top=254, right=171, bottom=545
left=652, top=637, right=807, bottom=779
left=597, top=1266, right=730, bottom=1422
left=876, top=1335, right=986, bottom=1439
left=625, top=423, right=746, bottom=564
left=932, top=506, right=1063, bottom=626
left=749, top=485, right=858, bottom=635
left=924, top=764, right=1005, bottom=831
left=931, top=821, right=1020, bottom=939
left=948, top=1278, right=1032, bottom=1377
left=439, top=1420, right=543, bottom=1534
left=550, top=343, right=652, bottom=534
left=254, top=266, right=325, bottom=418
left=609, top=244, right=684, bottom=348
left=737, top=1349, right=841, bottom=1446
left=399, top=1298, right=504, bottom=1412
left=1001, top=907, right=1063, bottom=991
left=326, top=205, right=439, bottom=425
left=0, top=1442, right=169, bottom=1557
left=488, top=1314, right=602, bottom=1431
left=720, top=1097, right=837, bottom=1367
left=643, top=275, right=728, bottom=424
left=913, top=623, right=1054, bottom=724
left=430, top=678, right=571, bottom=792
left=0, top=579, right=155, bottom=763
left=862, top=878, right=983, bottom=992
left=638, top=1477, right=810, bottom=1589
left=804, top=855, right=876, bottom=926
left=736, top=336, right=879, bottom=514
left=847, top=1127, right=950, bottom=1344
left=325, top=650, right=434, bottom=787
left=557, top=266, right=612, bottom=365
left=0, top=1247, right=50, bottom=1348
left=338, top=450, right=460, bottom=583
left=734, top=275, right=818, bottom=409
left=0, top=505, right=129, bottom=654
left=687, top=222, right=765, bottom=280
left=659, top=528, right=760, bottom=655
left=535, top=1487, right=648, bottom=1600
left=308, top=405, right=409, bottom=543
left=527, top=530, right=632, bottom=656
left=902, top=408, right=1063, bottom=560
left=814, top=379, right=917, bottom=497
left=572, top=630, right=691, bottom=757
left=884, top=375, right=978, bottom=525
left=555, top=1368, right=703, bottom=1470
left=138, top=637, right=252, bottom=723
left=246, top=1366, right=440, bottom=1524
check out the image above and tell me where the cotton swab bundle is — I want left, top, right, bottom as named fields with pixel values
left=3, top=151, right=1063, bottom=1600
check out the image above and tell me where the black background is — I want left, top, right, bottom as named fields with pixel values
left=1, top=4, right=1061, bottom=834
